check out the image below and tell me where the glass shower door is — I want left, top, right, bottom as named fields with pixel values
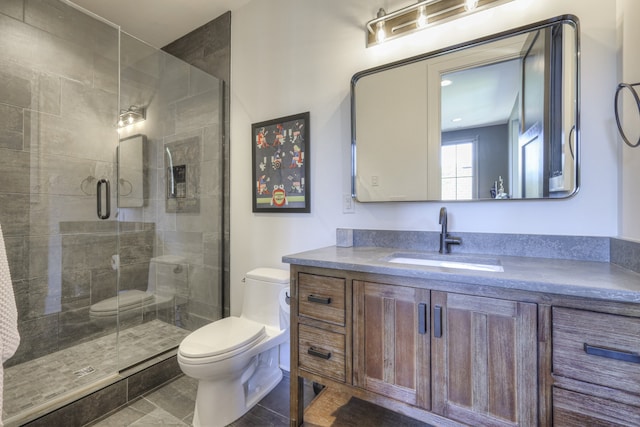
left=0, top=1, right=121, bottom=422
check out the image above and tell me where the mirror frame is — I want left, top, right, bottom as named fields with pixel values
left=351, top=15, right=580, bottom=202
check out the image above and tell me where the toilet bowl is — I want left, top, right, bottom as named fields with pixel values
left=178, top=267, right=290, bottom=427
left=89, top=255, right=187, bottom=326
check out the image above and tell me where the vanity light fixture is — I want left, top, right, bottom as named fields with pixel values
left=118, top=105, right=146, bottom=128
left=365, top=0, right=515, bottom=47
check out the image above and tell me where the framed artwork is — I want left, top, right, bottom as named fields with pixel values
left=252, top=112, right=310, bottom=213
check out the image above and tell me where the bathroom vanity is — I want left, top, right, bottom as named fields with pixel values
left=284, top=244, right=640, bottom=426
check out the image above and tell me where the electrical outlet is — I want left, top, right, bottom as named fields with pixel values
left=371, top=175, right=379, bottom=186
left=343, top=194, right=355, bottom=214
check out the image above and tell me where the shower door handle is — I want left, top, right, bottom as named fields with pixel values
left=97, top=179, right=111, bottom=220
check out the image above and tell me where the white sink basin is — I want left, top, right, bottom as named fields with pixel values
left=387, top=254, right=504, bottom=272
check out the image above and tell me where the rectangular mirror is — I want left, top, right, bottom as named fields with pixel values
left=118, top=134, right=146, bottom=208
left=351, top=15, right=579, bottom=202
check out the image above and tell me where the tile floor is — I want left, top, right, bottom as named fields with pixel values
left=90, top=372, right=431, bottom=427
left=89, top=372, right=308, bottom=427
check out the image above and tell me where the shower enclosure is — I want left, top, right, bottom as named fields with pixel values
left=0, top=1, right=224, bottom=424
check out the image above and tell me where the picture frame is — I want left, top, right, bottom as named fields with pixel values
left=252, top=112, right=310, bottom=213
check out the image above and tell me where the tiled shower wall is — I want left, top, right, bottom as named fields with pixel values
left=0, top=2, right=121, bottom=366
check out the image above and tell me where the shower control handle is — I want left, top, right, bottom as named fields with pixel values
left=97, top=179, right=111, bottom=220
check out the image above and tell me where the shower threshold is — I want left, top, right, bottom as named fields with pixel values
left=3, top=320, right=190, bottom=426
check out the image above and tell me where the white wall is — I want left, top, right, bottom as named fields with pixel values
left=229, top=0, right=619, bottom=315
left=618, top=0, right=640, bottom=241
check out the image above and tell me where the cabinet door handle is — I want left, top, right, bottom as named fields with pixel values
left=584, top=343, right=640, bottom=364
left=434, top=305, right=442, bottom=338
left=308, top=347, right=332, bottom=360
left=418, top=303, right=428, bottom=335
left=308, top=295, right=331, bottom=305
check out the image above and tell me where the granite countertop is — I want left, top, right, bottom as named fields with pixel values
left=282, top=245, right=640, bottom=303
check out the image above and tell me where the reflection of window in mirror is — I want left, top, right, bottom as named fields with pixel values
left=441, top=139, right=476, bottom=200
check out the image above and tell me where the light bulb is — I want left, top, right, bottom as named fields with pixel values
left=376, top=21, right=386, bottom=43
left=416, top=6, right=427, bottom=28
left=118, top=119, right=124, bottom=127
left=465, top=0, right=478, bottom=11
left=375, top=8, right=387, bottom=44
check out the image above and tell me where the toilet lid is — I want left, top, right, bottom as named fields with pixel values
left=91, top=290, right=155, bottom=314
left=179, top=317, right=266, bottom=359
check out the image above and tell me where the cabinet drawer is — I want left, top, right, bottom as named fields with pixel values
left=552, top=307, right=640, bottom=394
left=298, top=324, right=346, bottom=382
left=298, top=273, right=345, bottom=326
left=553, top=387, right=640, bottom=427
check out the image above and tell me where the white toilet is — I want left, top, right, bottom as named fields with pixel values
left=178, top=267, right=290, bottom=427
left=89, top=255, right=187, bottom=326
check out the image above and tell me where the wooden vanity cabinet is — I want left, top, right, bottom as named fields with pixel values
left=551, top=306, right=640, bottom=426
left=290, top=266, right=541, bottom=427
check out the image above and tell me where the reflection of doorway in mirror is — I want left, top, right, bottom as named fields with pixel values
left=441, top=140, right=475, bottom=200
left=522, top=134, right=543, bottom=198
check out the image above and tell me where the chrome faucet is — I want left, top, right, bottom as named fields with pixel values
left=439, top=207, right=461, bottom=254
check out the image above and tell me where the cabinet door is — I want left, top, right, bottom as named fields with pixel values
left=432, top=291, right=538, bottom=426
left=353, top=281, right=430, bottom=409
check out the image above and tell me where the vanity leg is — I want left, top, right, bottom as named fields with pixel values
left=290, top=375, right=304, bottom=426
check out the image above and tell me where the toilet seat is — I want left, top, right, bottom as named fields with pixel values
left=90, top=290, right=155, bottom=317
left=179, top=317, right=266, bottom=364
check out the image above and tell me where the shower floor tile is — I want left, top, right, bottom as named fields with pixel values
left=3, top=320, right=190, bottom=421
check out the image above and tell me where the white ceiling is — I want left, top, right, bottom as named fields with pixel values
left=441, top=59, right=521, bottom=132
left=69, top=0, right=249, bottom=48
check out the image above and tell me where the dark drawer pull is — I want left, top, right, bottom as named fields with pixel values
left=584, top=343, right=640, bottom=364
left=418, top=303, right=428, bottom=335
left=308, top=295, right=331, bottom=305
left=434, top=305, right=442, bottom=338
left=308, top=347, right=332, bottom=360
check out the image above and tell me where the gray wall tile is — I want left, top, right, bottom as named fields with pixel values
left=0, top=13, right=94, bottom=85
left=0, top=67, right=31, bottom=108
left=0, top=104, right=23, bottom=150
left=0, top=0, right=24, bottom=20
left=127, top=356, right=181, bottom=399
left=0, top=148, right=29, bottom=193
left=24, top=0, right=118, bottom=61
left=25, top=379, right=127, bottom=427
left=0, top=193, right=29, bottom=236
left=10, top=314, right=59, bottom=366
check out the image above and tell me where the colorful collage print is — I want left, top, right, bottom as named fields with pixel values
left=253, top=113, right=308, bottom=211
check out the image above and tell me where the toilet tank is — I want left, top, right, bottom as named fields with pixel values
left=241, top=268, right=289, bottom=328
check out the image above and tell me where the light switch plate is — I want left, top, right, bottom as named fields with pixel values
left=343, top=194, right=355, bottom=214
